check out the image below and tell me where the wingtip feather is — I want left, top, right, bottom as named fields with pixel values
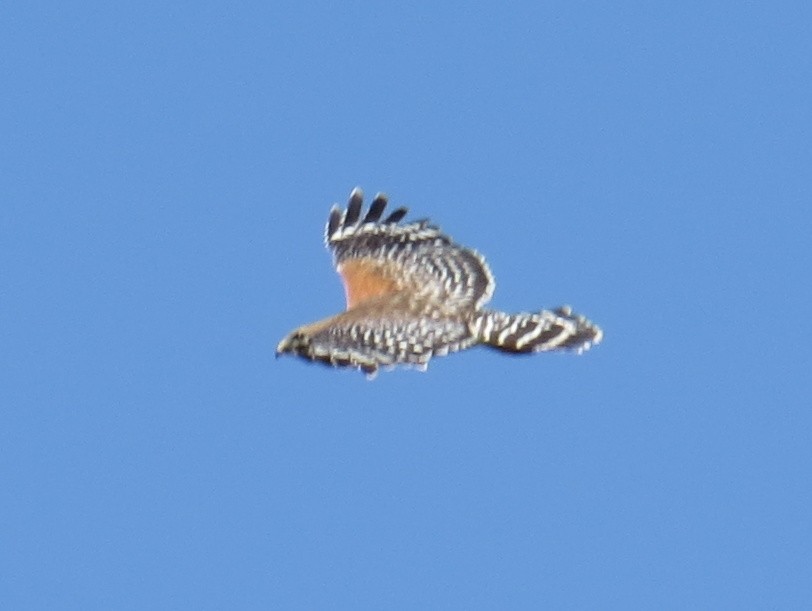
left=345, top=188, right=363, bottom=227
left=363, top=193, right=389, bottom=223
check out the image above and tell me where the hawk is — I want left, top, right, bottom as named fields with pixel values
left=276, top=188, right=602, bottom=377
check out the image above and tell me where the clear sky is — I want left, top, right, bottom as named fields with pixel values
left=3, top=1, right=811, bottom=608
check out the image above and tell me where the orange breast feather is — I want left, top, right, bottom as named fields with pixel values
left=338, top=259, right=400, bottom=309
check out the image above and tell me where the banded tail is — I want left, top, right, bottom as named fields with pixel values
left=471, top=307, right=602, bottom=354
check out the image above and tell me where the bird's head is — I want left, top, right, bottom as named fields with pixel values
left=275, top=330, right=312, bottom=358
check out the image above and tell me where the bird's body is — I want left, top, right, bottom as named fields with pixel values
left=276, top=188, right=602, bottom=377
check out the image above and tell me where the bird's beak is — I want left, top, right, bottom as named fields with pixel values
left=275, top=338, right=289, bottom=358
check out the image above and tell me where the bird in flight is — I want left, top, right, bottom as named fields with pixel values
left=276, top=188, right=602, bottom=377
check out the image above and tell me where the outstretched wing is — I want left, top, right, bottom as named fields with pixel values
left=325, top=187, right=495, bottom=311
left=289, top=294, right=477, bottom=377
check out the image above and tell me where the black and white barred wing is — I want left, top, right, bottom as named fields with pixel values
left=295, top=296, right=477, bottom=377
left=325, top=188, right=495, bottom=311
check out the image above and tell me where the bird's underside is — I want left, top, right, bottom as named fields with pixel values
left=276, top=188, right=602, bottom=378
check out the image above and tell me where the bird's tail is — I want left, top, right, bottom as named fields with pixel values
left=471, top=307, right=602, bottom=354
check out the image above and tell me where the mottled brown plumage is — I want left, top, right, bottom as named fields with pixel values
left=276, top=188, right=602, bottom=377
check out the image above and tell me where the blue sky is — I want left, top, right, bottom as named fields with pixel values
left=3, top=1, right=811, bottom=608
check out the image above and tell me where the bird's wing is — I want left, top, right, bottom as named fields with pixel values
left=288, top=295, right=477, bottom=377
left=325, top=188, right=494, bottom=311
